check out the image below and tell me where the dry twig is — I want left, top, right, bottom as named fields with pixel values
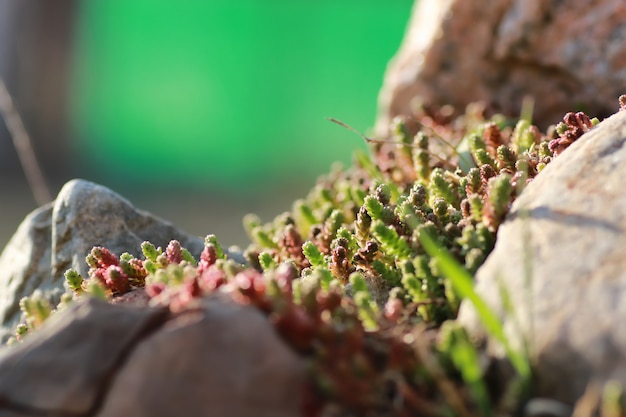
left=0, top=77, right=51, bottom=204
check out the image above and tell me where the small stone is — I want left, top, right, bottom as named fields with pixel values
left=376, top=0, right=626, bottom=135
left=457, top=110, right=626, bottom=404
left=50, top=179, right=205, bottom=281
left=0, top=179, right=210, bottom=342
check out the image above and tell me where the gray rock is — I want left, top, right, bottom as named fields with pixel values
left=457, top=110, right=626, bottom=404
left=0, top=204, right=56, bottom=343
left=51, top=179, right=206, bottom=280
left=376, top=0, right=626, bottom=135
left=0, top=179, right=206, bottom=342
left=0, top=298, right=167, bottom=415
left=0, top=295, right=304, bottom=417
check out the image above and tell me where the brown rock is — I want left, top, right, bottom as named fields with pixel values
left=109, top=288, right=151, bottom=307
left=96, top=295, right=305, bottom=417
left=457, top=110, right=626, bottom=404
left=0, top=411, right=34, bottom=417
left=0, top=294, right=304, bottom=417
left=377, top=0, right=626, bottom=135
left=0, top=298, right=167, bottom=415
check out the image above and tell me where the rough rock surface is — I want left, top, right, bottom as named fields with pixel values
left=0, top=179, right=206, bottom=342
left=376, top=0, right=626, bottom=135
left=0, top=298, right=167, bottom=415
left=0, top=296, right=304, bottom=417
left=458, top=110, right=626, bottom=404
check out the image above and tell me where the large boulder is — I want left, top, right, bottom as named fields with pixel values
left=377, top=0, right=626, bottom=135
left=0, top=296, right=304, bottom=417
left=0, top=179, right=207, bottom=342
left=458, top=110, right=626, bottom=404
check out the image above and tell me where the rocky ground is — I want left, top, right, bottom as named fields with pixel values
left=2, top=1, right=626, bottom=416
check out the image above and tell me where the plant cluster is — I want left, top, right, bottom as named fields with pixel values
left=18, top=237, right=494, bottom=416
left=242, top=105, right=599, bottom=327
left=15, top=99, right=626, bottom=416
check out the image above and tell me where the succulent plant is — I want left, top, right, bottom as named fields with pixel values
left=239, top=103, right=600, bottom=329
left=14, top=98, right=624, bottom=416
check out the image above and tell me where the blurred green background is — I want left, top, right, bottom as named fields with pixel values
left=71, top=0, right=412, bottom=192
left=0, top=0, right=413, bottom=248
